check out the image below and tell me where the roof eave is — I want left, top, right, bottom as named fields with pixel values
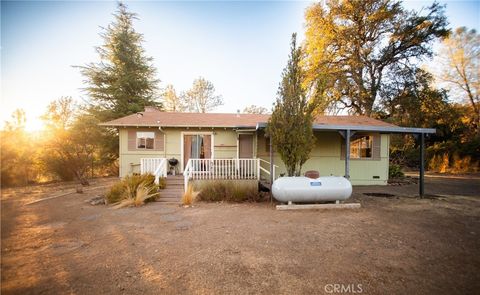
left=98, top=123, right=259, bottom=129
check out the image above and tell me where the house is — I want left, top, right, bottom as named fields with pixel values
left=101, top=107, right=434, bottom=194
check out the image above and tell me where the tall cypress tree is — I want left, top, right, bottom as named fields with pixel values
left=267, top=33, right=316, bottom=176
left=79, top=2, right=161, bottom=121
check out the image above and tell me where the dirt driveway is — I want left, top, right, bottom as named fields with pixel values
left=1, top=177, right=479, bottom=294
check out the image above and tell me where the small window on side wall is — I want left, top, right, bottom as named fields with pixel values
left=137, top=132, right=155, bottom=149
left=350, top=135, right=372, bottom=158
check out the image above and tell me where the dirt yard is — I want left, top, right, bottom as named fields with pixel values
left=1, top=176, right=479, bottom=294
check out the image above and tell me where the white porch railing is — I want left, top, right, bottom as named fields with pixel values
left=259, top=158, right=278, bottom=182
left=140, top=158, right=168, bottom=184
left=183, top=158, right=260, bottom=192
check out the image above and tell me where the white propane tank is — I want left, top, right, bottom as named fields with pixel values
left=272, top=176, right=352, bottom=203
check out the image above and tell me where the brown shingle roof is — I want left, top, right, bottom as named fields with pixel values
left=100, top=109, right=397, bottom=128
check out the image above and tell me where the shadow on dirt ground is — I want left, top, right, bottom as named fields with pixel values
left=1, top=176, right=479, bottom=294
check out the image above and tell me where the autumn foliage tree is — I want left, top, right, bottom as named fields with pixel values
left=242, top=105, right=269, bottom=114
left=1, top=109, right=37, bottom=187
left=41, top=98, right=102, bottom=185
left=267, top=34, right=316, bottom=176
left=162, top=84, right=186, bottom=112
left=182, top=77, right=224, bottom=113
left=303, top=0, right=449, bottom=116
left=436, top=27, right=479, bottom=134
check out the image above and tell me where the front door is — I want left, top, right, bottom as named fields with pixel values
left=183, top=134, right=212, bottom=168
left=238, top=134, right=254, bottom=158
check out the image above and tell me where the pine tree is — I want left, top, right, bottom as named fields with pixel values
left=267, top=33, right=316, bottom=176
left=79, top=2, right=161, bottom=121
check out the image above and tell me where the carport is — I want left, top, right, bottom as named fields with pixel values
left=261, top=123, right=435, bottom=198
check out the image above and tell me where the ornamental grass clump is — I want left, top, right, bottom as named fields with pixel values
left=181, top=184, right=199, bottom=206
left=112, top=182, right=159, bottom=209
left=105, top=173, right=159, bottom=206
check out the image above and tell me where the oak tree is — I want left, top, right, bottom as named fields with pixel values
left=303, top=0, right=449, bottom=116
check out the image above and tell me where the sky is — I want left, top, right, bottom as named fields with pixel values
left=1, top=0, right=479, bottom=131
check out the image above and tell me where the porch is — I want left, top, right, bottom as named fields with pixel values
left=140, top=157, right=278, bottom=197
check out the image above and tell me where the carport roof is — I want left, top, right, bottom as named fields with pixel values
left=255, top=123, right=436, bottom=134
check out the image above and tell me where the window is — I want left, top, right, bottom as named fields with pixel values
left=137, top=132, right=155, bottom=149
left=350, top=135, right=372, bottom=158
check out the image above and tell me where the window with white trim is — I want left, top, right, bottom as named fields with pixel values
left=137, top=132, right=155, bottom=149
left=350, top=135, right=372, bottom=158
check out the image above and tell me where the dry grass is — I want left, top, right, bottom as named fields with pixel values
left=181, top=184, right=199, bottom=206
left=113, top=182, right=159, bottom=209
left=196, top=180, right=263, bottom=202
left=105, top=173, right=159, bottom=204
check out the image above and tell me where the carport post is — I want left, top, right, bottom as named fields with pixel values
left=419, top=132, right=425, bottom=198
left=345, top=129, right=351, bottom=179
left=269, top=135, right=274, bottom=203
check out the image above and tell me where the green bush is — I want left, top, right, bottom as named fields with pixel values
left=105, top=173, right=159, bottom=204
left=196, top=181, right=263, bottom=202
left=389, top=164, right=404, bottom=179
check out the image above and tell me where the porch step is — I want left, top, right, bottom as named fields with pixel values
left=165, top=182, right=184, bottom=187
left=157, top=175, right=184, bottom=203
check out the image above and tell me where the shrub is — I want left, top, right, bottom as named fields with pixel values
left=182, top=184, right=199, bottom=206
left=388, top=164, right=404, bottom=178
left=427, top=152, right=479, bottom=174
left=196, top=180, right=263, bottom=202
left=105, top=173, right=159, bottom=205
left=451, top=153, right=479, bottom=173
left=105, top=181, right=126, bottom=204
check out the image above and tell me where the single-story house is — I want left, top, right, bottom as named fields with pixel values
left=101, top=107, right=434, bottom=194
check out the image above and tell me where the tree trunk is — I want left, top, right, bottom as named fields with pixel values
left=75, top=171, right=90, bottom=186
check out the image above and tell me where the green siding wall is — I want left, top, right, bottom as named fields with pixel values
left=256, top=130, right=390, bottom=185
left=119, top=128, right=244, bottom=177
left=119, top=127, right=389, bottom=185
